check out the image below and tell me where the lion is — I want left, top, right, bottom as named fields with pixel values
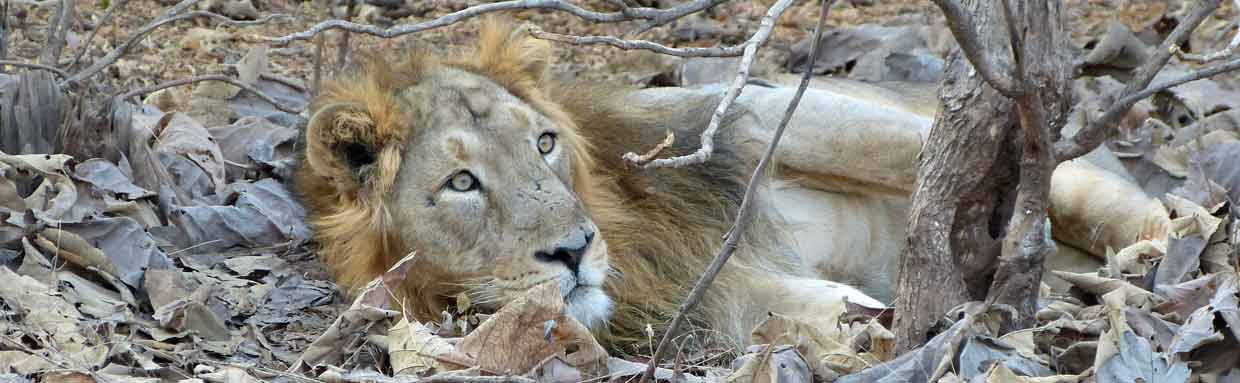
left=295, top=18, right=1168, bottom=354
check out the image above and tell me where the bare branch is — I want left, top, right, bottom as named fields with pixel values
left=40, top=0, right=72, bottom=65
left=1055, top=0, right=1223, bottom=161
left=60, top=0, right=288, bottom=87
left=529, top=27, right=743, bottom=57
left=639, top=1, right=833, bottom=382
left=625, top=0, right=794, bottom=169
left=313, top=32, right=325, bottom=96
left=268, top=0, right=727, bottom=45
left=1, top=2, right=9, bottom=65
left=261, top=73, right=308, bottom=94
left=929, top=0, right=1024, bottom=96
left=622, top=130, right=676, bottom=165
left=1174, top=0, right=1240, bottom=63
left=0, top=60, right=68, bottom=78
left=68, top=0, right=129, bottom=70
left=1113, top=56, right=1240, bottom=113
left=117, top=74, right=303, bottom=114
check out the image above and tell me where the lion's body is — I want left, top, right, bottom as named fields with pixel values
left=295, top=19, right=889, bottom=354
left=297, top=18, right=1167, bottom=356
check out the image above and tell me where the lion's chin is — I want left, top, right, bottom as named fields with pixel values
left=564, top=285, right=612, bottom=331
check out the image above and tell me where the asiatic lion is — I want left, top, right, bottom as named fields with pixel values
left=295, top=18, right=1167, bottom=353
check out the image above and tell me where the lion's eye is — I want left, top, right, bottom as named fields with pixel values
left=447, top=171, right=479, bottom=192
left=537, top=132, right=556, bottom=155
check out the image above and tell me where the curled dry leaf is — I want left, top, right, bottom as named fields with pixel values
left=749, top=309, right=889, bottom=380
left=0, top=266, right=98, bottom=368
left=389, top=317, right=476, bottom=376
left=836, top=302, right=991, bottom=383
left=174, top=178, right=311, bottom=252
left=1097, top=331, right=1190, bottom=383
left=154, top=112, right=228, bottom=197
left=725, top=344, right=813, bottom=383
left=1051, top=271, right=1164, bottom=307
left=71, top=158, right=155, bottom=200
left=457, top=282, right=608, bottom=376
left=207, top=117, right=299, bottom=181
left=59, top=217, right=174, bottom=288
left=291, top=252, right=416, bottom=370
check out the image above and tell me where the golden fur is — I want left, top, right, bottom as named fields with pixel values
left=295, top=18, right=836, bottom=353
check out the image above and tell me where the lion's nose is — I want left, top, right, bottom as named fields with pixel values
left=534, top=229, right=595, bottom=275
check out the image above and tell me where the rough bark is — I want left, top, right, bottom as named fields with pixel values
left=894, top=0, right=1074, bottom=350
left=892, top=0, right=1020, bottom=351
left=984, top=0, right=1073, bottom=333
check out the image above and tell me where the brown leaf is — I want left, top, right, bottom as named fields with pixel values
left=457, top=282, right=608, bottom=376
left=725, top=344, right=812, bottom=383
left=290, top=253, right=415, bottom=370
left=750, top=311, right=872, bottom=380
left=1051, top=271, right=1164, bottom=306
left=389, top=316, right=476, bottom=376
left=154, top=113, right=228, bottom=197
left=236, top=45, right=268, bottom=86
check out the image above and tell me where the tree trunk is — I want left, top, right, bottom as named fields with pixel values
left=894, top=0, right=1073, bottom=351
left=984, top=0, right=1073, bottom=332
left=892, top=0, right=1020, bottom=350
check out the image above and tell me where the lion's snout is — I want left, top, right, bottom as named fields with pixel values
left=533, top=225, right=596, bottom=276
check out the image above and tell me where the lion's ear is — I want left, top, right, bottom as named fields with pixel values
left=305, top=102, right=378, bottom=183
left=475, top=17, right=553, bottom=86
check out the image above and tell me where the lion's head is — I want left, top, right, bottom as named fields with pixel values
left=296, top=19, right=614, bottom=328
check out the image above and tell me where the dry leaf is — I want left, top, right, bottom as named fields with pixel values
left=236, top=46, right=268, bottom=86
left=457, top=282, right=608, bottom=376
left=1051, top=271, right=1164, bottom=306
left=389, top=317, right=476, bottom=376
left=154, top=112, right=228, bottom=197
left=725, top=344, right=812, bottom=383
left=750, top=311, right=868, bottom=379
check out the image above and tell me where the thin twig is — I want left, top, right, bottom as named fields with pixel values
left=625, top=0, right=795, bottom=169
left=1055, top=0, right=1223, bottom=161
left=261, top=73, right=308, bottom=93
left=268, top=0, right=726, bottom=45
left=1173, top=0, right=1240, bottom=63
left=68, top=0, right=129, bottom=70
left=0, top=60, right=69, bottom=77
left=336, top=0, right=356, bottom=74
left=529, top=27, right=743, bottom=57
left=928, top=0, right=1023, bottom=96
left=60, top=0, right=287, bottom=86
left=117, top=74, right=302, bottom=114
left=639, top=1, right=834, bottom=382
left=1110, top=56, right=1240, bottom=111
left=623, top=131, right=676, bottom=165
left=313, top=31, right=324, bottom=96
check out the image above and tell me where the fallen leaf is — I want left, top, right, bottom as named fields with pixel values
left=1097, top=331, right=1189, bottom=383
left=749, top=310, right=866, bottom=380
left=457, top=282, right=608, bottom=376
left=154, top=113, right=228, bottom=197
left=1051, top=271, right=1164, bottom=307
left=725, top=344, right=812, bottom=383
left=71, top=158, right=155, bottom=200
left=786, top=24, right=943, bottom=83
left=236, top=46, right=268, bottom=86
left=58, top=217, right=174, bottom=288
left=389, top=316, right=476, bottom=376
left=174, top=178, right=311, bottom=252
left=206, top=117, right=299, bottom=181
left=958, top=336, right=1054, bottom=381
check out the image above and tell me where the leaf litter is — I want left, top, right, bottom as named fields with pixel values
left=4, top=0, right=1240, bottom=382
